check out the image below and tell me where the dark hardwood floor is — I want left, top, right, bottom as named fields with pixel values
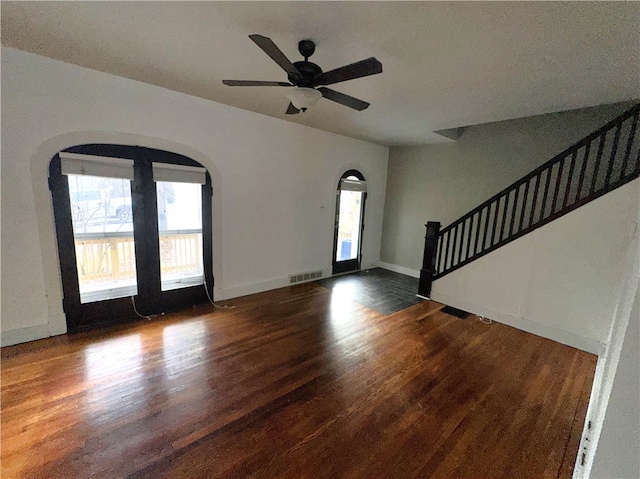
left=1, top=282, right=596, bottom=478
left=317, top=267, right=423, bottom=315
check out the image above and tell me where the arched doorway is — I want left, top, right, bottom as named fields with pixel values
left=49, top=143, right=213, bottom=331
left=332, top=170, right=367, bottom=275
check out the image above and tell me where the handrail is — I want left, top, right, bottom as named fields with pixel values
left=439, top=103, right=640, bottom=236
left=419, top=102, right=640, bottom=296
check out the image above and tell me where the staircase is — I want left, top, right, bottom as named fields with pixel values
left=419, top=103, right=640, bottom=298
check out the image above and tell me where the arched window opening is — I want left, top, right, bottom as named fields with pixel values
left=49, top=144, right=213, bottom=332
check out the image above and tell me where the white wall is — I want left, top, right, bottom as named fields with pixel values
left=430, top=179, right=639, bottom=353
left=587, top=288, right=639, bottom=479
left=577, top=188, right=640, bottom=479
left=0, top=47, right=389, bottom=346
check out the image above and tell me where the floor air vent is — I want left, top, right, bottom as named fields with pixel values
left=441, top=306, right=470, bottom=319
left=289, top=270, right=323, bottom=284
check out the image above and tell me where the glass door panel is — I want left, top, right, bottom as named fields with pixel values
left=335, top=190, right=363, bottom=262
left=156, top=181, right=204, bottom=291
left=51, top=146, right=213, bottom=333
left=67, top=174, right=137, bottom=303
left=333, top=171, right=366, bottom=275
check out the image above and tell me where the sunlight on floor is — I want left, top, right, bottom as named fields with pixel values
left=162, top=320, right=207, bottom=381
left=83, top=334, right=144, bottom=424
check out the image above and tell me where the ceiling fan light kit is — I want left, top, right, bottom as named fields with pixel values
left=286, top=87, right=322, bottom=112
left=223, top=35, right=382, bottom=115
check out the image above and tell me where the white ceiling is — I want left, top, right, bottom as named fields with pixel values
left=2, top=1, right=638, bottom=146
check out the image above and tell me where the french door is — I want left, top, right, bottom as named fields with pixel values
left=49, top=144, right=213, bottom=332
left=332, top=170, right=367, bottom=275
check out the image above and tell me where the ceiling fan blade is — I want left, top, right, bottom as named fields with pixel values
left=223, top=80, right=293, bottom=86
left=313, top=57, right=382, bottom=86
left=318, top=87, right=370, bottom=111
left=249, top=34, right=302, bottom=79
left=285, top=102, right=300, bottom=115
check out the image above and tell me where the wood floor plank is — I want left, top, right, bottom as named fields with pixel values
left=1, top=283, right=596, bottom=478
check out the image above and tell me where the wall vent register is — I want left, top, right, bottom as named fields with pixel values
left=289, top=270, right=323, bottom=284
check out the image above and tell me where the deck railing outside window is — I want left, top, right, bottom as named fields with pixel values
left=75, top=230, right=202, bottom=301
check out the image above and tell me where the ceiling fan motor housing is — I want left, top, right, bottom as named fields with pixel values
left=283, top=39, right=322, bottom=87
left=290, top=61, right=323, bottom=87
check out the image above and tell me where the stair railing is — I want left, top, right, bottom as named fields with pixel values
left=419, top=103, right=640, bottom=298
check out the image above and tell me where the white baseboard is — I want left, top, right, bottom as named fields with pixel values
left=377, top=261, right=420, bottom=278
left=361, top=261, right=379, bottom=271
left=218, top=268, right=334, bottom=301
left=219, top=262, right=384, bottom=301
left=1, top=321, right=67, bottom=347
left=1, top=274, right=603, bottom=357
left=431, top=291, right=604, bottom=355
left=219, top=277, right=292, bottom=301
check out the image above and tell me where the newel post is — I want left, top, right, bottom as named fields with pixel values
left=418, top=221, right=440, bottom=298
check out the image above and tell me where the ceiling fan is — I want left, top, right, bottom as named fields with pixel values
left=223, top=35, right=383, bottom=114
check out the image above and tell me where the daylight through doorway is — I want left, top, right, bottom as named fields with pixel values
left=332, top=170, right=366, bottom=275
